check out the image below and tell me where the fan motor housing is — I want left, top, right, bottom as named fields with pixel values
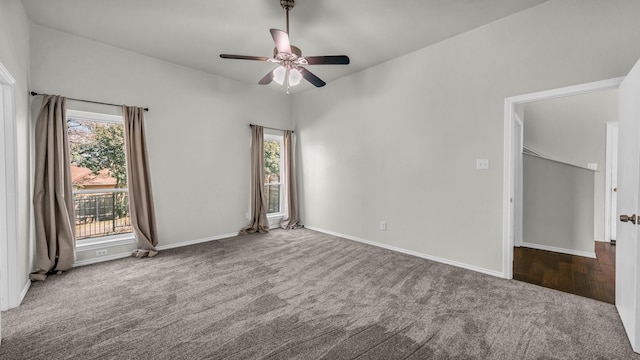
left=274, top=45, right=302, bottom=58
left=280, top=0, right=295, bottom=10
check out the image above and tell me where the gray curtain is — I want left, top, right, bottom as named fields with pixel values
left=123, top=105, right=159, bottom=258
left=31, top=95, right=76, bottom=281
left=280, top=130, right=301, bottom=229
left=240, top=125, right=269, bottom=234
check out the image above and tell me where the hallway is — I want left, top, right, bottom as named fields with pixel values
left=514, top=242, right=615, bottom=304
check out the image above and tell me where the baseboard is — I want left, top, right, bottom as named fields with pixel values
left=19, top=279, right=30, bottom=306
left=520, top=242, right=596, bottom=259
left=306, top=226, right=504, bottom=278
left=156, top=232, right=238, bottom=251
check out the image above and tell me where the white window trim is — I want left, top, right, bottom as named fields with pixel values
left=67, top=109, right=133, bottom=246
left=267, top=212, right=285, bottom=219
left=264, top=133, right=285, bottom=218
left=67, top=109, right=122, bottom=124
left=76, top=233, right=136, bottom=252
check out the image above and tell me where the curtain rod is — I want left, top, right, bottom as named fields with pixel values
left=30, top=91, right=149, bottom=112
left=250, top=124, right=294, bottom=133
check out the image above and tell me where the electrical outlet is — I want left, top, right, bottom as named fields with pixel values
left=96, top=249, right=108, bottom=256
left=476, top=159, right=489, bottom=170
left=587, top=163, right=598, bottom=170
left=380, top=221, right=387, bottom=231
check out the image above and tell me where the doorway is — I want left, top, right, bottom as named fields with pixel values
left=514, top=88, right=618, bottom=302
left=503, top=77, right=624, bottom=301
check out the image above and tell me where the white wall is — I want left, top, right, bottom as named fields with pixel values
left=0, top=0, right=32, bottom=300
left=292, top=0, right=640, bottom=275
left=523, top=89, right=618, bottom=242
left=523, top=154, right=595, bottom=257
left=30, top=25, right=292, bottom=262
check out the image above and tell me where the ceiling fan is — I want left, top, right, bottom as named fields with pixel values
left=220, top=0, right=350, bottom=93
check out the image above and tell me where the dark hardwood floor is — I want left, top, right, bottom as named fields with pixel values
left=513, top=242, right=615, bottom=304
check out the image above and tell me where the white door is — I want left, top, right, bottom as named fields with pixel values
left=616, top=57, right=640, bottom=352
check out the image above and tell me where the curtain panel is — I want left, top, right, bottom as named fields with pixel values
left=280, top=130, right=301, bottom=229
left=31, top=95, right=76, bottom=281
left=123, top=105, right=159, bottom=257
left=240, top=125, right=269, bottom=234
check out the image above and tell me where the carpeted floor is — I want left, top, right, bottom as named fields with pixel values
left=1, top=229, right=638, bottom=359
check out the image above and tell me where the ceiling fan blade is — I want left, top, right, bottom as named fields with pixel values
left=304, top=55, right=350, bottom=65
left=270, top=29, right=292, bottom=54
left=258, top=68, right=277, bottom=85
left=299, top=67, right=326, bottom=87
left=220, top=54, right=270, bottom=61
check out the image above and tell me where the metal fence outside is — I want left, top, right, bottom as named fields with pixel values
left=73, top=189, right=132, bottom=240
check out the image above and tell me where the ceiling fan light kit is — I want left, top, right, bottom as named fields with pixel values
left=220, top=0, right=350, bottom=94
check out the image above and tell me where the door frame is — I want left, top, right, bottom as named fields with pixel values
left=0, top=61, right=20, bottom=310
left=513, top=113, right=523, bottom=247
left=502, top=77, right=624, bottom=279
left=604, top=122, right=619, bottom=243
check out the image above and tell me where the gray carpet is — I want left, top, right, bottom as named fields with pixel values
left=1, top=229, right=637, bottom=359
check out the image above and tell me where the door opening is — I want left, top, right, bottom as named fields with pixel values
left=509, top=85, right=619, bottom=303
left=503, top=77, right=624, bottom=279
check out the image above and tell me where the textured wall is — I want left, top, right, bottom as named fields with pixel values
left=292, top=0, right=640, bottom=275
left=523, top=155, right=595, bottom=256
left=0, top=0, right=33, bottom=303
left=30, top=25, right=292, bottom=262
left=523, top=89, right=618, bottom=242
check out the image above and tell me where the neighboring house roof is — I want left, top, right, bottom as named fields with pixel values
left=70, top=165, right=117, bottom=187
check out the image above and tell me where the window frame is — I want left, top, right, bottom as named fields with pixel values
left=264, top=133, right=285, bottom=218
left=66, top=109, right=135, bottom=250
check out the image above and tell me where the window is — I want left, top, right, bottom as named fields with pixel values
left=264, top=133, right=284, bottom=215
left=66, top=110, right=132, bottom=241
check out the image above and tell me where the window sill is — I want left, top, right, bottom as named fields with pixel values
left=267, top=213, right=284, bottom=229
left=76, top=233, right=136, bottom=252
left=267, top=212, right=284, bottom=219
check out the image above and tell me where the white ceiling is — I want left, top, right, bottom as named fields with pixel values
left=22, top=0, right=549, bottom=92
